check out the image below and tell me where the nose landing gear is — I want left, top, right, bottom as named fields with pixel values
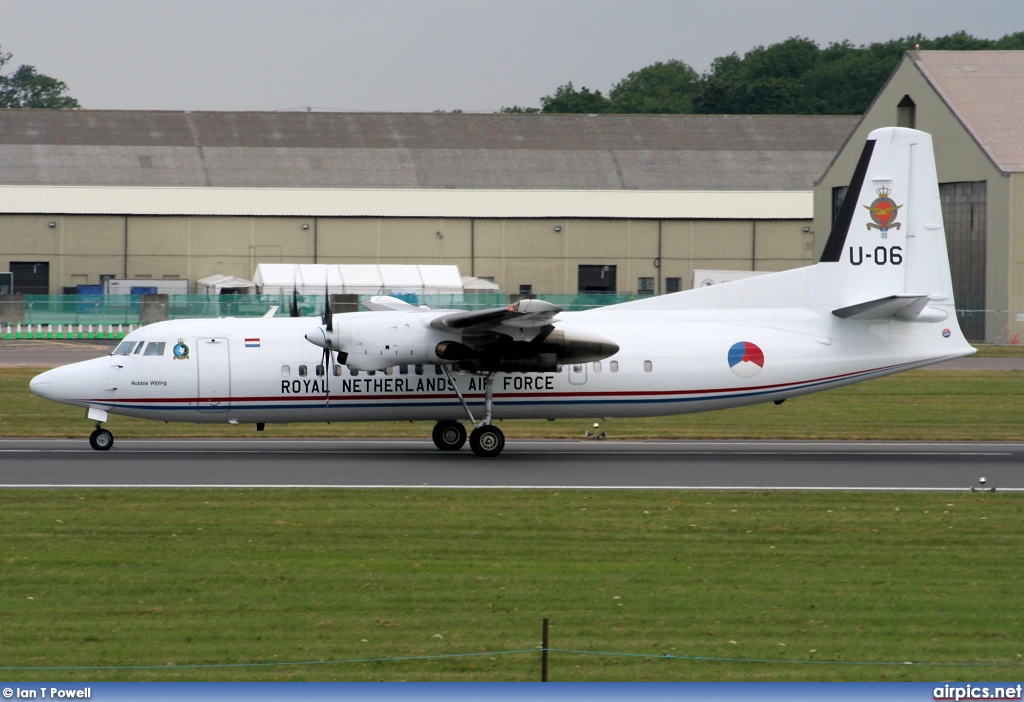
left=89, top=427, right=114, bottom=451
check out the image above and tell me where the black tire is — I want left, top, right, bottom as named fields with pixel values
left=469, top=425, right=505, bottom=457
left=432, top=421, right=466, bottom=451
left=89, top=428, right=113, bottom=451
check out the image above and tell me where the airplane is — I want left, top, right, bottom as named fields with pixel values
left=29, top=127, right=975, bottom=456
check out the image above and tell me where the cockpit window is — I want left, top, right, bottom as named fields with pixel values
left=143, top=342, right=166, bottom=356
left=112, top=340, right=137, bottom=355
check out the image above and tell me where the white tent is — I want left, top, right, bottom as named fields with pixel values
left=196, top=274, right=257, bottom=295
left=461, top=275, right=501, bottom=292
left=253, top=264, right=465, bottom=296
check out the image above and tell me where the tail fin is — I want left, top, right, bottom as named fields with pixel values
left=818, top=127, right=955, bottom=320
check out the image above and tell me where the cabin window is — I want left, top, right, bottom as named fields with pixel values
left=644, top=360, right=653, bottom=372
left=385, top=366, right=394, bottom=376
left=315, top=364, right=325, bottom=376
left=281, top=365, right=290, bottom=378
left=112, top=340, right=136, bottom=355
left=333, top=365, right=344, bottom=376
left=435, top=365, right=444, bottom=375
left=367, top=370, right=376, bottom=376
left=143, top=342, right=165, bottom=356
left=572, top=364, right=583, bottom=373
left=414, top=364, right=424, bottom=375
left=610, top=360, right=619, bottom=372
left=298, top=365, right=308, bottom=377
left=399, top=365, right=408, bottom=375
left=349, top=368, right=359, bottom=376
left=593, top=361, right=602, bottom=372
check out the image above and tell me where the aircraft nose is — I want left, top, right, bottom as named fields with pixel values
left=30, top=370, right=54, bottom=399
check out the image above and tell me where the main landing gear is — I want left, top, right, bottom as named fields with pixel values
left=433, top=369, right=506, bottom=457
left=432, top=420, right=467, bottom=451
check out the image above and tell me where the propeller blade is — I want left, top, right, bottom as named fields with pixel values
left=289, top=288, right=300, bottom=318
left=323, top=347, right=331, bottom=407
left=323, top=277, right=333, bottom=332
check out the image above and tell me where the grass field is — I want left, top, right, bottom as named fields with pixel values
left=0, top=489, right=1021, bottom=682
left=4, top=367, right=1024, bottom=441
left=3, top=362, right=1022, bottom=681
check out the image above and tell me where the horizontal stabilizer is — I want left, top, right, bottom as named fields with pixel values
left=832, top=294, right=947, bottom=322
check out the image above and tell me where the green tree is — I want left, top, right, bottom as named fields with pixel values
left=539, top=82, right=610, bottom=113
left=0, top=48, right=80, bottom=109
left=693, top=32, right=1024, bottom=115
left=513, top=31, right=1024, bottom=117
left=608, top=60, right=700, bottom=113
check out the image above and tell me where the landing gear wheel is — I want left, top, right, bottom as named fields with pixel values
left=469, top=425, right=505, bottom=457
left=89, top=428, right=113, bottom=451
left=432, top=420, right=467, bottom=451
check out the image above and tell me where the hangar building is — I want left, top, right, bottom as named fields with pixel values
left=813, top=51, right=1024, bottom=341
left=0, top=111, right=856, bottom=296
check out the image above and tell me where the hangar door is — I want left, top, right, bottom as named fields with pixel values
left=940, top=181, right=986, bottom=341
left=10, top=262, right=49, bottom=294
left=197, top=338, right=231, bottom=409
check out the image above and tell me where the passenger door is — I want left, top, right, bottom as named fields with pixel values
left=197, top=337, right=231, bottom=408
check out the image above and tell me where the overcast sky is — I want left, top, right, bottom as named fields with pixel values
left=1, top=0, right=1021, bottom=113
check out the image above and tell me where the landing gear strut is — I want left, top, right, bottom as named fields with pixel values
left=432, top=420, right=467, bottom=451
left=89, top=427, right=113, bottom=451
left=439, top=367, right=505, bottom=457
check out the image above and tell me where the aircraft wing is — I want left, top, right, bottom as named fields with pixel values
left=429, top=299, right=562, bottom=332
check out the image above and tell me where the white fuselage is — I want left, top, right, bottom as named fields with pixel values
left=29, top=291, right=969, bottom=426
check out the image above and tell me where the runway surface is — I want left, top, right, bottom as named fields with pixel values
left=0, top=439, right=1020, bottom=490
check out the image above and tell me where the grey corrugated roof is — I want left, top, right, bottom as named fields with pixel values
left=0, top=111, right=856, bottom=191
left=915, top=51, right=1024, bottom=173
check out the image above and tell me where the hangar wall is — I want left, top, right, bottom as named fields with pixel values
left=0, top=214, right=813, bottom=295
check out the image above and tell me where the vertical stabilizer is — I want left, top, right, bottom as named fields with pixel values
left=817, top=128, right=954, bottom=312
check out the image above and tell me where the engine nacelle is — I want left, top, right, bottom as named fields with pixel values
left=307, top=310, right=454, bottom=371
left=305, top=313, right=619, bottom=373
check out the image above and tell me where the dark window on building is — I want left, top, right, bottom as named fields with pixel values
left=519, top=284, right=532, bottom=295
left=637, top=277, right=654, bottom=296
left=578, top=265, right=617, bottom=294
left=9, top=262, right=49, bottom=294
left=897, top=95, right=916, bottom=129
left=665, top=277, right=682, bottom=293
left=940, top=181, right=987, bottom=341
left=831, top=186, right=849, bottom=227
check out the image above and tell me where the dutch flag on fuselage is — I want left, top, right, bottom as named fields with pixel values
left=245, top=338, right=260, bottom=348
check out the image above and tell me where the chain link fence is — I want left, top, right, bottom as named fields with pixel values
left=0, top=296, right=1018, bottom=344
